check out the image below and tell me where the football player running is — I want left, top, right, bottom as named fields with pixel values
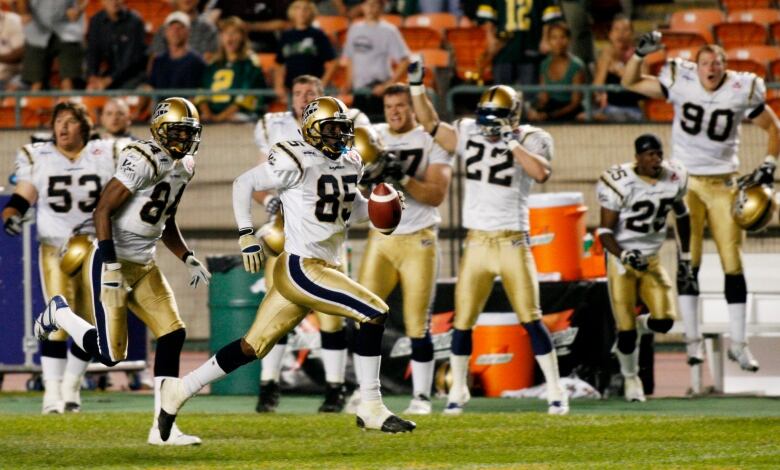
left=2, top=102, right=114, bottom=414
left=622, top=35, right=780, bottom=372
left=596, top=134, right=691, bottom=402
left=33, top=97, right=210, bottom=446
left=252, top=74, right=369, bottom=413
left=355, top=83, right=453, bottom=415
left=155, top=97, right=415, bottom=441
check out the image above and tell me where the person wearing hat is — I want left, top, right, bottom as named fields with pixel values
left=150, top=0, right=218, bottom=62
left=595, top=133, right=692, bottom=403
left=147, top=12, right=206, bottom=92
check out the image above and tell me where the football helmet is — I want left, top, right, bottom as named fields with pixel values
left=302, top=97, right=354, bottom=157
left=60, top=234, right=93, bottom=277
left=476, top=85, right=522, bottom=137
left=259, top=213, right=285, bottom=257
left=353, top=125, right=388, bottom=186
left=150, top=97, right=202, bottom=159
left=733, top=178, right=776, bottom=232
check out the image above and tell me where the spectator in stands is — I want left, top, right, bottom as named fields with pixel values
left=147, top=12, right=207, bottom=91
left=341, top=0, right=409, bottom=114
left=18, top=0, right=86, bottom=90
left=205, top=0, right=292, bottom=53
left=99, top=98, right=134, bottom=140
left=86, top=0, right=147, bottom=91
left=274, top=0, right=336, bottom=106
left=527, top=22, right=585, bottom=122
left=196, top=16, right=266, bottom=123
left=151, top=0, right=218, bottom=63
left=561, top=0, right=594, bottom=71
left=328, top=0, right=364, bottom=19
left=588, top=15, right=645, bottom=122
left=0, top=9, right=24, bottom=90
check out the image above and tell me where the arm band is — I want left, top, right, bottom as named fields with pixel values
left=410, top=85, right=425, bottom=96
left=674, top=208, right=689, bottom=218
left=238, top=227, right=254, bottom=236
left=5, top=193, right=31, bottom=216
left=429, top=121, right=440, bottom=138
left=98, top=239, right=118, bottom=264
left=679, top=252, right=691, bottom=261
left=180, top=250, right=194, bottom=263
left=595, top=227, right=613, bottom=236
left=508, top=140, right=521, bottom=151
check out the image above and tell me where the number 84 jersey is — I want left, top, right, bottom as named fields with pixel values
left=596, top=161, right=688, bottom=255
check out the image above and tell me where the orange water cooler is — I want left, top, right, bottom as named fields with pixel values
left=528, top=192, right=587, bottom=281
left=470, top=313, right=535, bottom=397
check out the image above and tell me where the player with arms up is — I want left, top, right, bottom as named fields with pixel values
left=34, top=97, right=210, bottom=445
left=155, top=97, right=415, bottom=441
left=596, top=134, right=691, bottom=402
left=622, top=35, right=780, bottom=372
left=2, top=102, right=114, bottom=414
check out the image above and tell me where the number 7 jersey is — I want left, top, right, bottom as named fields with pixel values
left=596, top=161, right=688, bottom=255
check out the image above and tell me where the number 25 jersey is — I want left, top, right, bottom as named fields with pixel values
left=659, top=58, right=765, bottom=175
left=112, top=140, right=194, bottom=264
left=456, top=118, right=553, bottom=232
left=596, top=161, right=687, bottom=255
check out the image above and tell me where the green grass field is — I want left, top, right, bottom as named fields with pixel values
left=1, top=393, right=779, bottom=469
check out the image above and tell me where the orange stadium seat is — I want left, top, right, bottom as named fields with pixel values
left=381, top=14, right=403, bottom=27
left=669, top=9, right=725, bottom=43
left=727, top=8, right=780, bottom=25
left=666, top=47, right=699, bottom=62
left=446, top=27, right=490, bottom=82
left=659, top=30, right=708, bottom=50
left=405, top=13, right=457, bottom=36
left=400, top=26, right=442, bottom=50
left=727, top=45, right=780, bottom=77
left=645, top=99, right=674, bottom=122
left=336, top=28, right=348, bottom=49
left=721, top=0, right=773, bottom=11
left=714, top=22, right=768, bottom=48
left=75, top=95, right=110, bottom=123
left=126, top=0, right=173, bottom=33
left=255, top=52, right=277, bottom=86
left=769, top=58, right=780, bottom=80
left=645, top=50, right=667, bottom=75
left=415, top=48, right=450, bottom=89
left=767, top=97, right=780, bottom=116
left=314, top=15, right=349, bottom=46
left=770, top=22, right=780, bottom=44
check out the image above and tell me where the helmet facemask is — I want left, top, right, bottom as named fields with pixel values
left=309, top=116, right=354, bottom=158
left=476, top=106, right=513, bottom=138
left=156, top=119, right=202, bottom=159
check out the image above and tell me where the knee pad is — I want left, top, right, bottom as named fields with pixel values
left=40, top=340, right=67, bottom=358
left=647, top=318, right=674, bottom=334
left=154, top=328, right=186, bottom=377
left=451, top=328, right=473, bottom=356
left=69, top=341, right=92, bottom=361
left=411, top=333, right=433, bottom=362
left=617, top=330, right=637, bottom=355
left=522, top=320, right=553, bottom=356
left=320, top=330, right=347, bottom=350
left=724, top=274, right=747, bottom=304
left=355, top=322, right=384, bottom=357
left=216, top=338, right=256, bottom=374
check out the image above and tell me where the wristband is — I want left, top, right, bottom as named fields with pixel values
left=675, top=208, right=689, bottom=218
left=238, top=227, right=254, bottom=236
left=595, top=227, right=613, bottom=236
left=764, top=155, right=777, bottom=165
left=507, top=140, right=521, bottom=151
left=429, top=121, right=440, bottom=138
left=98, top=239, right=117, bottom=263
left=5, top=193, right=31, bottom=216
left=679, top=252, right=691, bottom=261
left=410, top=85, right=425, bottom=96
left=181, top=250, right=194, bottom=263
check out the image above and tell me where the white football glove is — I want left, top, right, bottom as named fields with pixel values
left=500, top=125, right=518, bottom=144
left=101, top=262, right=128, bottom=308
left=184, top=254, right=211, bottom=288
left=239, top=233, right=265, bottom=273
left=635, top=31, right=663, bottom=57
left=3, top=213, right=22, bottom=236
left=620, top=249, right=649, bottom=272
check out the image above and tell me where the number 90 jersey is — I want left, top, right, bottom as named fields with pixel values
left=596, top=161, right=687, bottom=255
left=14, top=140, right=116, bottom=247
left=659, top=58, right=765, bottom=175
left=374, top=123, right=453, bottom=234
left=112, top=140, right=194, bottom=264
left=455, top=118, right=553, bottom=231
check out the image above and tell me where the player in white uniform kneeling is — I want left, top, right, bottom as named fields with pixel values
left=596, top=134, right=692, bottom=402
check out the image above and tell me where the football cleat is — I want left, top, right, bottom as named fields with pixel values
left=686, top=338, right=704, bottom=366
left=404, top=394, right=432, bottom=415
left=624, top=375, right=646, bottom=402
left=443, top=402, right=464, bottom=415
left=356, top=400, right=416, bottom=433
left=256, top=380, right=281, bottom=413
left=443, top=384, right=471, bottom=415
left=318, top=382, right=346, bottom=413
left=61, top=373, right=82, bottom=413
left=157, top=378, right=192, bottom=442
left=42, top=379, right=63, bottom=414
left=344, top=389, right=361, bottom=414
left=548, top=400, right=570, bottom=416
left=148, top=423, right=201, bottom=446
left=34, top=296, right=66, bottom=340
left=727, top=343, right=760, bottom=372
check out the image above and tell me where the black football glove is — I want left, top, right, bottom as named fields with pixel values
left=408, top=57, right=425, bottom=86
left=3, top=214, right=22, bottom=236
left=635, top=31, right=663, bottom=58
left=382, top=157, right=406, bottom=184
left=676, top=257, right=699, bottom=296
left=265, top=196, right=282, bottom=216
left=750, top=160, right=776, bottom=187
left=620, top=249, right=649, bottom=271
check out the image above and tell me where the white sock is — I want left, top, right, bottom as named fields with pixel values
left=616, top=349, right=639, bottom=378
left=411, top=360, right=434, bottom=399
left=54, top=307, right=93, bottom=352
left=260, top=343, right=286, bottom=382
left=355, top=354, right=381, bottom=402
left=152, top=376, right=169, bottom=425
left=65, top=349, right=90, bottom=378
left=679, top=295, right=700, bottom=342
left=727, top=303, right=747, bottom=345
left=352, top=352, right=363, bottom=384
left=535, top=351, right=563, bottom=403
left=448, top=354, right=470, bottom=402
left=182, top=355, right=227, bottom=397
left=636, top=313, right=650, bottom=335
left=41, top=354, right=66, bottom=381
left=321, top=348, right=347, bottom=384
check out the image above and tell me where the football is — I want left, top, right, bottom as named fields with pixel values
left=368, top=183, right=402, bottom=234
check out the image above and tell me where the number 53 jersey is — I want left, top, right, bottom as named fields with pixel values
left=659, top=58, right=765, bottom=175
left=597, top=161, right=688, bottom=255
left=112, top=140, right=194, bottom=264
left=455, top=118, right=553, bottom=232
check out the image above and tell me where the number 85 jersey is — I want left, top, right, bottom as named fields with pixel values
left=596, top=161, right=687, bottom=255
left=456, top=118, right=553, bottom=231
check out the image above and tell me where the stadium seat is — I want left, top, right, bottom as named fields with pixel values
left=669, top=9, right=725, bottom=43
left=658, top=30, right=708, bottom=50
left=727, top=8, right=780, bottom=25
left=726, top=45, right=780, bottom=77
left=714, top=22, right=768, bottom=48
left=415, top=48, right=450, bottom=89
left=666, top=47, right=700, bottom=62
left=20, top=96, right=56, bottom=128
left=645, top=50, right=667, bottom=75
left=644, top=99, right=674, bottom=122
left=314, top=15, right=349, bottom=46
left=445, top=27, right=490, bottom=82
left=336, top=29, right=348, bottom=49
left=767, top=97, right=780, bottom=116
left=126, top=0, right=173, bottom=34
left=255, top=53, right=278, bottom=86
left=721, top=0, right=773, bottom=11
left=770, top=22, right=780, bottom=44
left=399, top=26, right=442, bottom=50
left=76, top=96, right=110, bottom=123
left=405, top=13, right=457, bottom=36
left=769, top=58, right=780, bottom=80
left=381, top=14, right=403, bottom=27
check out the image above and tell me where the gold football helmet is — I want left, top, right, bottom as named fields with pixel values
left=259, top=213, right=285, bottom=257
left=476, top=85, right=522, bottom=137
left=150, top=97, right=202, bottom=159
left=301, top=96, right=354, bottom=157
left=60, top=234, right=93, bottom=277
left=733, top=181, right=777, bottom=232
left=353, top=125, right=387, bottom=185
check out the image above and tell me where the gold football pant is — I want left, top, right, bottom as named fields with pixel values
left=606, top=253, right=676, bottom=331
left=453, top=230, right=542, bottom=330
left=685, top=174, right=743, bottom=274
left=85, top=245, right=185, bottom=363
left=39, top=243, right=92, bottom=342
left=243, top=252, right=388, bottom=357
left=357, top=227, right=437, bottom=339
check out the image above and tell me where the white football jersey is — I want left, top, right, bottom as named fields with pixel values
left=596, top=161, right=687, bottom=255
left=14, top=140, right=115, bottom=247
left=374, top=124, right=453, bottom=234
left=254, top=111, right=302, bottom=156
left=111, top=140, right=195, bottom=264
left=659, top=58, right=765, bottom=175
left=456, top=119, right=553, bottom=231
left=234, top=140, right=366, bottom=265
